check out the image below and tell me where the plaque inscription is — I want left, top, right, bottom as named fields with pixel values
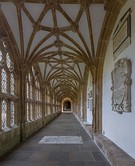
left=111, top=58, right=131, bottom=113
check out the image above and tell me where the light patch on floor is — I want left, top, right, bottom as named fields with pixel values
left=39, top=136, right=83, bottom=144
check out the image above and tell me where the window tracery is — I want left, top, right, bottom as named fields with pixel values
left=25, top=68, right=42, bottom=122
left=0, top=38, right=17, bottom=131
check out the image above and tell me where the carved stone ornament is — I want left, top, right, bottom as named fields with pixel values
left=111, top=58, right=131, bottom=113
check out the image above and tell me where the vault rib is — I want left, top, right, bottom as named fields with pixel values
left=15, top=3, right=25, bottom=60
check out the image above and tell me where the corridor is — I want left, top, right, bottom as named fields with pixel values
left=0, top=113, right=110, bottom=166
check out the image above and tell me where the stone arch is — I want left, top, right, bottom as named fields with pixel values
left=92, top=0, right=128, bottom=133
left=62, top=98, right=72, bottom=113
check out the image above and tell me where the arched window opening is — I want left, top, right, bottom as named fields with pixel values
left=25, top=68, right=42, bottom=122
left=0, top=38, right=18, bottom=131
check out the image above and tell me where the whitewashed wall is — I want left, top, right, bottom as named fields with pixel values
left=102, top=0, right=135, bottom=159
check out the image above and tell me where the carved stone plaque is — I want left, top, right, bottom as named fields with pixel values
left=113, top=8, right=131, bottom=60
left=111, top=58, right=131, bottom=113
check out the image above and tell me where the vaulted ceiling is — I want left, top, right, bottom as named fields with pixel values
left=0, top=0, right=107, bottom=101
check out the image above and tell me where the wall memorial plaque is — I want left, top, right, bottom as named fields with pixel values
left=111, top=58, right=131, bottom=113
left=113, top=8, right=131, bottom=59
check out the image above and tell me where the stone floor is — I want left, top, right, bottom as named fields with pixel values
left=0, top=113, right=111, bottom=166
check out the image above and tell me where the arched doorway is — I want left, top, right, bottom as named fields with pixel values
left=62, top=98, right=72, bottom=113
left=63, top=101, right=71, bottom=112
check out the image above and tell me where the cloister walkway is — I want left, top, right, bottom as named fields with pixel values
left=0, top=113, right=110, bottom=166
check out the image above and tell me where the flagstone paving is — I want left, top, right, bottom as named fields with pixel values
left=0, top=113, right=110, bottom=166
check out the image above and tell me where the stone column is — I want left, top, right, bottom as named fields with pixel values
left=6, top=100, right=10, bottom=128
left=92, top=68, right=102, bottom=133
left=82, top=84, right=88, bottom=122
left=42, top=85, right=45, bottom=125
left=19, top=67, right=27, bottom=142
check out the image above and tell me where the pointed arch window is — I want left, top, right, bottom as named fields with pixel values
left=0, top=38, right=18, bottom=131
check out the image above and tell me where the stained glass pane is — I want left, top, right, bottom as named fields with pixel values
left=1, top=100, right=7, bottom=129
left=10, top=73, right=15, bottom=95
left=10, top=101, right=14, bottom=126
left=1, top=68, right=7, bottom=93
left=6, top=52, right=11, bottom=68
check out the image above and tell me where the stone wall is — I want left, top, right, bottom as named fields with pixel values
left=102, top=0, right=135, bottom=159
left=0, top=127, right=20, bottom=157
left=0, top=112, right=61, bottom=158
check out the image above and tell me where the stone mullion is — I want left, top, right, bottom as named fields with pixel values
left=35, top=102, right=37, bottom=120
left=20, top=68, right=27, bottom=142
left=32, top=101, right=35, bottom=121
left=44, top=90, right=47, bottom=116
left=49, top=91, right=53, bottom=114
left=77, top=90, right=82, bottom=119
left=6, top=99, right=10, bottom=128
left=46, top=96, right=49, bottom=115
left=41, top=86, right=45, bottom=120
left=45, top=91, right=49, bottom=115
left=82, top=85, right=87, bottom=122
left=25, top=102, right=28, bottom=122
left=28, top=102, right=31, bottom=121
left=43, top=89, right=45, bottom=118
left=6, top=71, right=11, bottom=128
left=32, top=84, right=35, bottom=121
left=54, top=97, right=56, bottom=113
left=15, top=76, right=20, bottom=126
left=28, top=83, right=31, bottom=121
left=14, top=101, right=18, bottom=125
